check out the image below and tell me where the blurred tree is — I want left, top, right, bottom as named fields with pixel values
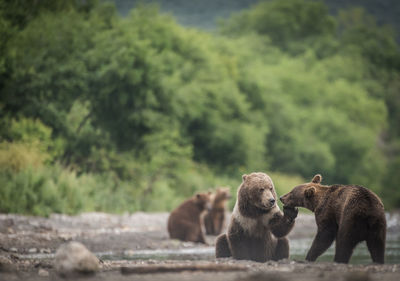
left=220, top=0, right=336, bottom=51
left=0, top=0, right=399, bottom=213
left=86, top=5, right=268, bottom=171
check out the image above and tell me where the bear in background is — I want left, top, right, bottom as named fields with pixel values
left=204, top=187, right=231, bottom=235
left=280, top=174, right=386, bottom=264
left=215, top=172, right=298, bottom=262
left=167, top=192, right=212, bottom=244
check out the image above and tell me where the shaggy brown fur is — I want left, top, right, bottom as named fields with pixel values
left=280, top=174, right=386, bottom=264
left=167, top=192, right=211, bottom=244
left=204, top=187, right=231, bottom=235
left=215, top=172, right=298, bottom=262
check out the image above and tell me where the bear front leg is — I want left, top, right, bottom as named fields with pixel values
left=269, top=207, right=298, bottom=238
left=228, top=233, right=251, bottom=260
left=215, top=234, right=231, bottom=258
left=272, top=237, right=289, bottom=261
left=306, top=226, right=336, bottom=262
left=196, top=229, right=207, bottom=244
left=214, top=212, right=224, bottom=235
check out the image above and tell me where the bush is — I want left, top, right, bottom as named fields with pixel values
left=0, top=165, right=84, bottom=216
left=0, top=142, right=47, bottom=172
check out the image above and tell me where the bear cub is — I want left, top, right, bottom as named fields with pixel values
left=204, top=187, right=231, bottom=235
left=168, top=192, right=211, bottom=243
left=280, top=174, right=386, bottom=264
left=215, top=172, right=298, bottom=262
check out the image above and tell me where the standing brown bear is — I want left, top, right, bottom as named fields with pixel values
left=167, top=192, right=211, bottom=244
left=280, top=174, right=386, bottom=264
left=215, top=172, right=298, bottom=262
left=204, top=187, right=231, bottom=235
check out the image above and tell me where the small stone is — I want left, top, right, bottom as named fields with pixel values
left=28, top=248, right=37, bottom=253
left=38, top=268, right=49, bottom=277
left=40, top=248, right=51, bottom=254
left=10, top=248, right=17, bottom=253
left=124, top=250, right=135, bottom=256
left=0, top=256, right=15, bottom=272
left=54, top=241, right=100, bottom=276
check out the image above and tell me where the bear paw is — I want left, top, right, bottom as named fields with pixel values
left=283, top=206, right=298, bottom=221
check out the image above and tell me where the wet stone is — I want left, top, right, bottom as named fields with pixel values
left=38, top=268, right=49, bottom=277
left=28, top=248, right=37, bottom=254
left=54, top=241, right=100, bottom=276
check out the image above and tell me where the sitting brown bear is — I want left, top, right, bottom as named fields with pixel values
left=215, top=172, right=298, bottom=262
left=280, top=174, right=386, bottom=264
left=167, top=192, right=211, bottom=244
left=204, top=187, right=231, bottom=235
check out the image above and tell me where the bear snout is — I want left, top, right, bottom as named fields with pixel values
left=279, top=195, right=287, bottom=204
left=269, top=198, right=276, bottom=206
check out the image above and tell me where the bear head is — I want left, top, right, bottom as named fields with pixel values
left=280, top=174, right=323, bottom=211
left=215, top=187, right=231, bottom=202
left=212, top=187, right=231, bottom=209
left=194, top=191, right=212, bottom=211
left=237, top=172, right=277, bottom=217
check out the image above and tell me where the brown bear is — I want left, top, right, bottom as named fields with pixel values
left=204, top=187, right=231, bottom=235
left=215, top=172, right=298, bottom=262
left=280, top=174, right=386, bottom=264
left=167, top=192, right=212, bottom=244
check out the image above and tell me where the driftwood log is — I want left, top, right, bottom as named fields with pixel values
left=120, top=263, right=249, bottom=274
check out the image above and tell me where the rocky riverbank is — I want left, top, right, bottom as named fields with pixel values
left=0, top=212, right=399, bottom=281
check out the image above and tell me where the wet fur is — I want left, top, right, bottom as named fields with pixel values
left=280, top=175, right=386, bottom=264
left=215, top=173, right=295, bottom=262
left=167, top=193, right=211, bottom=243
left=204, top=188, right=230, bottom=235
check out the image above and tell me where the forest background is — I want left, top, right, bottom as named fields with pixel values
left=0, top=0, right=399, bottom=216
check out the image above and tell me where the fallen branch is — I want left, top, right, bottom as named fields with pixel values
left=120, top=263, right=248, bottom=274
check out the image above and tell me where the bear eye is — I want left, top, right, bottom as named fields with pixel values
left=259, top=187, right=265, bottom=192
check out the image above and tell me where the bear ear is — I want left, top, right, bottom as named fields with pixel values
left=311, top=174, right=322, bottom=184
left=196, top=193, right=201, bottom=199
left=242, top=174, right=248, bottom=181
left=305, top=187, right=316, bottom=198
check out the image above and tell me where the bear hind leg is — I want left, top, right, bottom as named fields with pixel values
left=215, top=234, right=231, bottom=258
left=366, top=228, right=385, bottom=264
left=185, top=229, right=206, bottom=244
left=334, top=231, right=360, bottom=264
left=306, top=228, right=336, bottom=262
left=272, top=237, right=289, bottom=261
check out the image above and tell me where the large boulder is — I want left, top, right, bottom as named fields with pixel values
left=54, top=241, right=100, bottom=276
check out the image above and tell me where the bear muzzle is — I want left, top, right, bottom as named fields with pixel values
left=258, top=198, right=276, bottom=210
left=280, top=195, right=288, bottom=205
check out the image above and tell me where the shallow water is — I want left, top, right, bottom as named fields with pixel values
left=290, top=235, right=400, bottom=264
left=99, top=235, right=400, bottom=264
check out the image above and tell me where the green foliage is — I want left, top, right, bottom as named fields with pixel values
left=0, top=117, right=64, bottom=172
left=383, top=154, right=400, bottom=208
left=338, top=8, right=400, bottom=70
left=0, top=142, right=47, bottom=172
left=220, top=0, right=336, bottom=51
left=0, top=0, right=399, bottom=215
left=0, top=165, right=84, bottom=216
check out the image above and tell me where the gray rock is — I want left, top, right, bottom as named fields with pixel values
left=38, top=268, right=49, bottom=277
left=28, top=248, right=37, bottom=253
left=0, top=256, right=15, bottom=272
left=54, top=241, right=99, bottom=276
